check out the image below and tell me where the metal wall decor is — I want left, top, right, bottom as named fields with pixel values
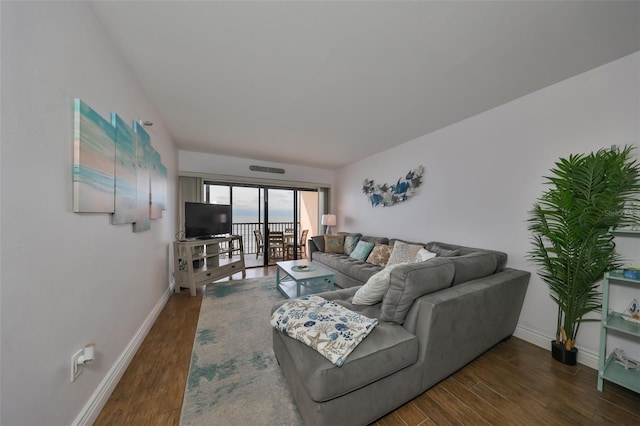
left=363, top=166, right=424, bottom=207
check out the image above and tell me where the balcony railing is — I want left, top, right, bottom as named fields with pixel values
left=233, top=222, right=299, bottom=254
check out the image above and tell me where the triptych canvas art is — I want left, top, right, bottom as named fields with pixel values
left=73, top=99, right=167, bottom=232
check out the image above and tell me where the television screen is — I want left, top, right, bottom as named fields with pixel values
left=185, top=202, right=232, bottom=239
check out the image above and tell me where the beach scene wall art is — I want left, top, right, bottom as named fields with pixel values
left=150, top=150, right=167, bottom=219
left=73, top=99, right=167, bottom=233
left=73, top=99, right=116, bottom=213
left=132, top=121, right=152, bottom=233
left=111, top=113, right=138, bottom=224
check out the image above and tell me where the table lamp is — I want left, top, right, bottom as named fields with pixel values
left=321, top=214, right=337, bottom=234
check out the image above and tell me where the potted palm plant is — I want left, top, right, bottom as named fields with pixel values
left=528, top=145, right=640, bottom=365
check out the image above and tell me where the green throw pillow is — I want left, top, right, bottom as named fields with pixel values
left=350, top=240, right=375, bottom=261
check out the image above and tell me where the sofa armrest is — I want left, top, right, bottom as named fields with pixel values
left=308, top=238, right=320, bottom=261
left=401, top=268, right=530, bottom=389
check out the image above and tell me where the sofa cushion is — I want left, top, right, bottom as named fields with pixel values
left=276, top=319, right=418, bottom=402
left=324, top=235, right=346, bottom=253
left=387, top=240, right=424, bottom=266
left=425, top=241, right=508, bottom=272
left=450, top=252, right=498, bottom=285
left=350, top=240, right=375, bottom=261
left=353, top=263, right=407, bottom=305
left=311, top=235, right=325, bottom=252
left=343, top=234, right=362, bottom=255
left=366, top=243, right=392, bottom=266
left=312, top=252, right=382, bottom=283
left=414, top=247, right=437, bottom=262
left=380, top=258, right=455, bottom=324
left=360, top=235, right=389, bottom=245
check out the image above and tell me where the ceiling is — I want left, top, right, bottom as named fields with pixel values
left=91, top=1, right=640, bottom=170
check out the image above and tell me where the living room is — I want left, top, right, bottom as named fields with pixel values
left=2, top=1, right=639, bottom=425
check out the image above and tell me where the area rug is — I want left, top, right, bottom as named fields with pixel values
left=180, top=276, right=303, bottom=426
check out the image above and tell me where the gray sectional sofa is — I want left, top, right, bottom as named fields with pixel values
left=272, top=234, right=530, bottom=425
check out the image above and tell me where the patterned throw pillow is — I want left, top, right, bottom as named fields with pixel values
left=343, top=234, right=361, bottom=255
left=387, top=241, right=424, bottom=266
left=349, top=240, right=375, bottom=261
left=366, top=243, right=392, bottom=266
left=324, top=234, right=346, bottom=254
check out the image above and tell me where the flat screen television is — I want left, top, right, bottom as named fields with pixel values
left=184, top=202, right=233, bottom=239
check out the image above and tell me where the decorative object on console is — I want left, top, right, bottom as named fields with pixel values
left=362, top=165, right=424, bottom=207
left=321, top=214, right=337, bottom=234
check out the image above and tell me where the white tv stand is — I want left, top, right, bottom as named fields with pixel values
left=173, top=235, right=246, bottom=296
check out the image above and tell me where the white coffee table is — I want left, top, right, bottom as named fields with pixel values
left=275, top=259, right=335, bottom=299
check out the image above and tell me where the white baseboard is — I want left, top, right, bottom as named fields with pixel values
left=72, top=286, right=173, bottom=426
left=513, top=324, right=599, bottom=370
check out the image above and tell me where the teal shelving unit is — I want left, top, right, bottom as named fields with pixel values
left=597, top=231, right=640, bottom=393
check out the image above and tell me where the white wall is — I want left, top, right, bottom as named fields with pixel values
left=335, top=52, right=640, bottom=364
left=179, top=150, right=335, bottom=188
left=1, top=3, right=178, bottom=425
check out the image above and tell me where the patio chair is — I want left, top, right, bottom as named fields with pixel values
left=285, top=229, right=309, bottom=259
left=253, top=229, right=264, bottom=258
left=268, top=231, right=285, bottom=260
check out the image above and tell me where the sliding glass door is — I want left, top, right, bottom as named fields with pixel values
left=203, top=181, right=320, bottom=267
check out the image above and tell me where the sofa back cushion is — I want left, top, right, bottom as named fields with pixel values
left=449, top=252, right=498, bottom=285
left=426, top=241, right=508, bottom=271
left=360, top=235, right=389, bottom=245
left=380, top=258, right=455, bottom=324
left=343, top=233, right=362, bottom=255
left=310, top=235, right=325, bottom=252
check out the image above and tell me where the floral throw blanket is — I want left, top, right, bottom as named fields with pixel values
left=271, top=296, right=378, bottom=367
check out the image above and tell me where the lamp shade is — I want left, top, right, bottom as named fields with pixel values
left=321, top=214, right=336, bottom=227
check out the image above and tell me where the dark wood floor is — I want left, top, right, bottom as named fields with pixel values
left=95, top=266, right=640, bottom=425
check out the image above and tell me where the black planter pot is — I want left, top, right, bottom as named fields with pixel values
left=551, top=340, right=578, bottom=365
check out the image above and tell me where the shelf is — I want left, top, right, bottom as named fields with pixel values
left=611, top=227, right=640, bottom=235
left=173, top=235, right=246, bottom=296
left=598, top=231, right=640, bottom=395
left=600, top=352, right=640, bottom=393
left=606, top=270, right=640, bottom=285
left=604, top=313, right=640, bottom=337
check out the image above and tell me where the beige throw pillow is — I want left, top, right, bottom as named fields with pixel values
left=324, top=234, right=345, bottom=254
left=352, top=263, right=407, bottom=305
left=387, top=241, right=424, bottom=266
left=366, top=243, right=392, bottom=266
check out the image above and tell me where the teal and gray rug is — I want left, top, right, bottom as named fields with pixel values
left=180, top=276, right=303, bottom=425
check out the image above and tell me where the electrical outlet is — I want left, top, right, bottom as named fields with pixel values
left=70, top=349, right=83, bottom=382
